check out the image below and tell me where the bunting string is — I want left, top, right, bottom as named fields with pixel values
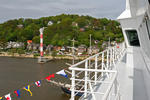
left=14, top=90, right=21, bottom=98
left=0, top=67, right=70, bottom=100
left=23, top=85, right=32, bottom=96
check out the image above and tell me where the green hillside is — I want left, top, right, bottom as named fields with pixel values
left=0, top=14, right=123, bottom=47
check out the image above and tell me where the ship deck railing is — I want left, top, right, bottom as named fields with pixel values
left=69, top=42, right=126, bottom=100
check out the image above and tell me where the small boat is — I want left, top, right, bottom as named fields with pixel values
left=61, top=87, right=83, bottom=97
left=46, top=79, right=83, bottom=96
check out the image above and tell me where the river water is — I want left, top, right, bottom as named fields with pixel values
left=0, top=57, right=75, bottom=100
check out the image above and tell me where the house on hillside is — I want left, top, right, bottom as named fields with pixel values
left=111, top=41, right=116, bottom=46
left=60, top=46, right=66, bottom=51
left=72, top=22, right=78, bottom=27
left=77, top=45, right=87, bottom=55
left=17, top=24, right=23, bottom=28
left=27, top=44, right=32, bottom=51
left=53, top=46, right=62, bottom=51
left=84, top=25, right=89, bottom=28
left=88, top=45, right=100, bottom=54
left=7, top=41, right=24, bottom=49
left=27, top=40, right=32, bottom=44
left=27, top=42, right=46, bottom=52
left=46, top=45, right=53, bottom=54
left=27, top=40, right=33, bottom=50
left=103, top=26, right=106, bottom=30
left=65, top=46, right=72, bottom=52
left=102, top=42, right=108, bottom=49
left=57, top=51, right=64, bottom=55
left=47, top=21, right=53, bottom=26
left=79, top=28, right=85, bottom=32
left=32, top=43, right=40, bottom=51
left=94, top=40, right=99, bottom=44
left=13, top=42, right=24, bottom=48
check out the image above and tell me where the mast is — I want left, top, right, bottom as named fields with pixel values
left=109, top=37, right=110, bottom=47
left=69, top=38, right=77, bottom=65
left=72, top=38, right=75, bottom=65
left=89, top=34, right=92, bottom=56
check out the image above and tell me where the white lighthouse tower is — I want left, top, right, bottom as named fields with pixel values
left=40, top=28, right=44, bottom=57
left=38, top=27, right=47, bottom=63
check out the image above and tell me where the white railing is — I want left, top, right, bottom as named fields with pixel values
left=69, top=43, right=126, bottom=100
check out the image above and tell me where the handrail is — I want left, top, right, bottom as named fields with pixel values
left=70, top=49, right=108, bottom=68
left=70, top=78, right=112, bottom=84
left=69, top=42, right=126, bottom=100
left=69, top=68, right=117, bottom=73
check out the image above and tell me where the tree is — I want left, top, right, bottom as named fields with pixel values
left=17, top=48, right=25, bottom=55
left=32, top=36, right=40, bottom=44
left=75, top=17, right=88, bottom=27
left=0, top=39, right=7, bottom=50
left=106, top=32, right=115, bottom=41
left=0, top=14, right=123, bottom=49
left=93, top=31, right=103, bottom=40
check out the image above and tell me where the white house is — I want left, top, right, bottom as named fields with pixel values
left=47, top=21, right=53, bottom=26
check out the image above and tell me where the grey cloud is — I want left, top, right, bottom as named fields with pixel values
left=0, top=0, right=125, bottom=23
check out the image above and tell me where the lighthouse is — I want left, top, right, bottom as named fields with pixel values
left=38, top=27, right=46, bottom=63
left=40, top=28, right=44, bottom=57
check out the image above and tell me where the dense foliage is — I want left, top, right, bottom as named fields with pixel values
left=0, top=14, right=123, bottom=47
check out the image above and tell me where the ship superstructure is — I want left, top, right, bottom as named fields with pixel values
left=69, top=0, right=150, bottom=100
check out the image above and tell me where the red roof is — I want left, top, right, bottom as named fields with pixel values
left=27, top=40, right=32, bottom=43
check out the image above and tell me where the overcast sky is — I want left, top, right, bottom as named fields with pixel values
left=0, top=0, right=125, bottom=23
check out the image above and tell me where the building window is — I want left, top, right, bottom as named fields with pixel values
left=149, top=0, right=150, bottom=4
left=125, top=30, right=140, bottom=46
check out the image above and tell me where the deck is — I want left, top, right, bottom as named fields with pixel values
left=69, top=44, right=149, bottom=100
left=117, top=47, right=148, bottom=100
left=89, top=47, right=149, bottom=100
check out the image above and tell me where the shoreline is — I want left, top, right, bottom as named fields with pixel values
left=0, top=52, right=88, bottom=60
